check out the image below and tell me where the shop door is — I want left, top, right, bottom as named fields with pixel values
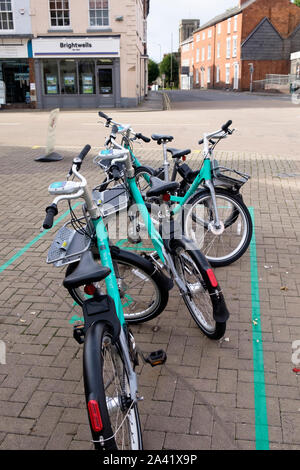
left=98, top=67, right=114, bottom=106
left=2, top=61, right=29, bottom=104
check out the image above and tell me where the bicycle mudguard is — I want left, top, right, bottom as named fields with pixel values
left=82, top=295, right=121, bottom=343
left=169, top=236, right=230, bottom=323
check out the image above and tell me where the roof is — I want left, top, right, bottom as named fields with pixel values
left=194, top=0, right=256, bottom=33
left=241, top=16, right=283, bottom=46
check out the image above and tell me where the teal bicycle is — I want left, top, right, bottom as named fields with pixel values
left=97, top=112, right=253, bottom=267
left=43, top=145, right=170, bottom=450
left=67, top=126, right=230, bottom=339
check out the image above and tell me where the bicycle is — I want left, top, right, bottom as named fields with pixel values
left=97, top=112, right=252, bottom=267
left=68, top=126, right=230, bottom=339
left=43, top=145, right=168, bottom=450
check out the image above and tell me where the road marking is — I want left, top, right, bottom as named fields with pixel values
left=249, top=207, right=269, bottom=450
left=0, top=203, right=81, bottom=274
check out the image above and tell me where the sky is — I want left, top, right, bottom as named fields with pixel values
left=147, top=0, right=238, bottom=62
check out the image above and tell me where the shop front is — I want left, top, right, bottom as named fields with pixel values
left=32, top=36, right=121, bottom=109
left=0, top=38, right=32, bottom=107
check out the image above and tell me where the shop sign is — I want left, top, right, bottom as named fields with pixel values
left=32, top=37, right=120, bottom=58
left=0, top=40, right=28, bottom=58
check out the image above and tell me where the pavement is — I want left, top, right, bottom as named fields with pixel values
left=0, top=91, right=300, bottom=450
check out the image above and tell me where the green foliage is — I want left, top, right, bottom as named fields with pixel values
left=148, top=59, right=160, bottom=84
left=159, top=54, right=179, bottom=88
left=294, top=0, right=300, bottom=7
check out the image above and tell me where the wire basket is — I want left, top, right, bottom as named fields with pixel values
left=92, top=183, right=130, bottom=217
left=212, top=159, right=250, bottom=190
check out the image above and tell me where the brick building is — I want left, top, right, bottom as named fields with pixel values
left=180, top=0, right=300, bottom=91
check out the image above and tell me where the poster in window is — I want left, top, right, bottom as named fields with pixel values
left=46, top=75, right=58, bottom=94
left=82, top=74, right=94, bottom=94
left=64, top=74, right=75, bottom=86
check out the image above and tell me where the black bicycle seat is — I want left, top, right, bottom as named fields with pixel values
left=151, top=134, right=174, bottom=144
left=63, top=250, right=111, bottom=289
left=167, top=148, right=191, bottom=159
left=146, top=176, right=179, bottom=198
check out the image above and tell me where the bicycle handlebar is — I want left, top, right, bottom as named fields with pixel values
left=98, top=111, right=151, bottom=142
left=222, top=120, right=233, bottom=132
left=43, top=203, right=58, bottom=230
left=135, top=133, right=151, bottom=143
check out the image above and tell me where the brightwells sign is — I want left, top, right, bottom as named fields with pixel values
left=60, top=42, right=92, bottom=50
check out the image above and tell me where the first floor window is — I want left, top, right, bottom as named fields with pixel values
left=89, top=0, right=109, bottom=27
left=195, top=69, right=199, bottom=84
left=216, top=65, right=220, bottom=83
left=49, top=0, right=70, bottom=27
left=0, top=1, right=13, bottom=30
left=201, top=47, right=205, bottom=61
left=207, top=44, right=211, bottom=61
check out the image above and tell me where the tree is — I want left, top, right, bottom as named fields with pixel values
left=294, top=0, right=300, bottom=6
left=148, top=59, right=160, bottom=84
left=160, top=54, right=179, bottom=88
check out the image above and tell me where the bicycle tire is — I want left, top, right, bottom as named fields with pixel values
left=66, top=248, right=169, bottom=324
left=83, top=321, right=143, bottom=450
left=171, top=238, right=228, bottom=340
left=184, top=188, right=253, bottom=267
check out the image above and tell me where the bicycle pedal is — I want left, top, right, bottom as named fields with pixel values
left=145, top=349, right=167, bottom=367
left=73, top=324, right=85, bottom=344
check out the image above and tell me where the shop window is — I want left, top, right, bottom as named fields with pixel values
left=0, top=1, right=14, bottom=30
left=79, top=61, right=95, bottom=94
left=49, top=0, right=70, bottom=27
left=97, top=59, right=113, bottom=66
left=43, top=60, right=60, bottom=95
left=89, top=0, right=109, bottom=27
left=60, top=60, right=77, bottom=94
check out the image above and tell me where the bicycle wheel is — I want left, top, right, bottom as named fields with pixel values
left=66, top=248, right=169, bottom=324
left=134, top=166, right=156, bottom=197
left=184, top=188, right=253, bottom=267
left=171, top=238, right=227, bottom=340
left=84, top=321, right=142, bottom=450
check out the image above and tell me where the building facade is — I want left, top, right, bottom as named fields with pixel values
left=180, top=0, right=300, bottom=91
left=0, top=0, right=33, bottom=107
left=1, top=0, right=150, bottom=109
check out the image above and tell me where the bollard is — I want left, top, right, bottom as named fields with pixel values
left=35, top=108, right=63, bottom=162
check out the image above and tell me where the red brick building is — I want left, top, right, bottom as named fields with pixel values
left=180, top=0, right=300, bottom=91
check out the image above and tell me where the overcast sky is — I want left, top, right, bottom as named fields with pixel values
left=147, top=0, right=238, bottom=62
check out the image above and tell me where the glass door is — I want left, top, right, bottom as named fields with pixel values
left=98, top=68, right=113, bottom=95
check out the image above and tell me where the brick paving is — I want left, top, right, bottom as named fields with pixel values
left=0, top=143, right=299, bottom=450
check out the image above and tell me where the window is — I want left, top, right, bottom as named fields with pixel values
left=79, top=60, right=95, bottom=94
left=195, top=69, right=199, bottom=84
left=207, top=44, right=211, bottom=61
left=232, top=36, right=237, bottom=58
left=217, top=42, right=221, bottom=58
left=207, top=67, right=211, bottom=83
left=217, top=23, right=221, bottom=35
left=201, top=47, right=205, bottom=61
left=202, top=31, right=205, bottom=40
left=43, top=60, right=60, bottom=95
left=226, top=37, right=231, bottom=59
left=49, top=0, right=70, bottom=27
left=234, top=15, right=238, bottom=32
left=89, top=0, right=109, bottom=27
left=196, top=34, right=200, bottom=42
left=216, top=65, right=220, bottom=83
left=227, top=18, right=231, bottom=34
left=225, top=64, right=230, bottom=84
left=60, top=59, right=78, bottom=94
left=0, top=0, right=14, bottom=30
left=196, top=48, right=200, bottom=63
left=208, top=29, right=212, bottom=38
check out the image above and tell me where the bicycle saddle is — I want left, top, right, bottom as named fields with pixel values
left=167, top=148, right=191, bottom=159
left=63, top=250, right=111, bottom=289
left=151, top=134, right=174, bottom=144
left=146, top=176, right=179, bottom=198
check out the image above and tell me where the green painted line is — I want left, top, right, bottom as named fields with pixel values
left=0, top=203, right=81, bottom=274
left=116, top=238, right=153, bottom=252
left=249, top=207, right=269, bottom=450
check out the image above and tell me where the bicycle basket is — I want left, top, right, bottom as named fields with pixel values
left=212, top=159, right=250, bottom=190
left=92, top=184, right=130, bottom=217
left=47, top=221, right=92, bottom=267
